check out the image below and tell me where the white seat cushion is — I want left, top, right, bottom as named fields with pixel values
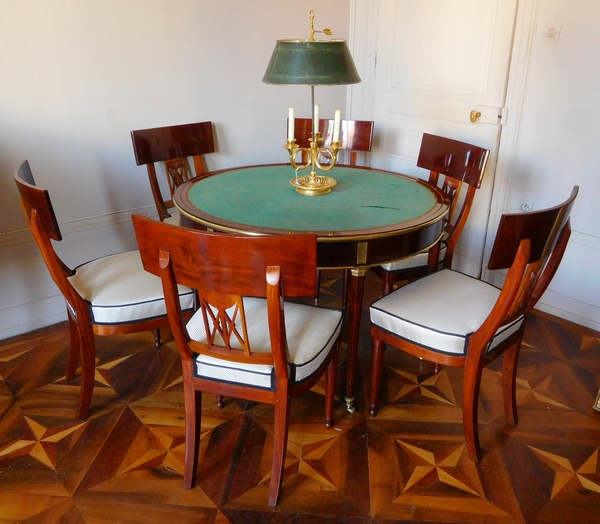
left=163, top=212, right=180, bottom=226
left=69, top=250, right=194, bottom=324
left=186, top=298, right=342, bottom=390
left=379, top=245, right=446, bottom=272
left=370, top=269, right=524, bottom=356
left=380, top=238, right=447, bottom=272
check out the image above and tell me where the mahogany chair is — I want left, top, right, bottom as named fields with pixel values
left=14, top=161, right=195, bottom=419
left=293, top=117, right=375, bottom=305
left=378, top=133, right=489, bottom=296
left=369, top=186, right=578, bottom=462
left=293, top=117, right=374, bottom=166
left=131, top=121, right=215, bottom=224
left=132, top=214, right=341, bottom=506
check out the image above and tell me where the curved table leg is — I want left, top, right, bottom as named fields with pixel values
left=345, top=267, right=367, bottom=413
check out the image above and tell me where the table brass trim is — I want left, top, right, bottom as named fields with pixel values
left=350, top=267, right=368, bottom=278
left=177, top=207, right=266, bottom=236
left=357, top=242, right=368, bottom=265
left=176, top=203, right=448, bottom=243
left=175, top=164, right=450, bottom=242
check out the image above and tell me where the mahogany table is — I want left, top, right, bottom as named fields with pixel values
left=174, top=164, right=448, bottom=412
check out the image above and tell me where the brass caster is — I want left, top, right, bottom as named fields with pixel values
left=344, top=396, right=355, bottom=414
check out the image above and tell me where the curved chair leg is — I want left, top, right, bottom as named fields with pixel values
left=325, top=346, right=339, bottom=429
left=183, top=362, right=201, bottom=489
left=502, top=338, right=523, bottom=425
left=462, top=360, right=484, bottom=462
left=269, top=392, right=290, bottom=507
left=369, top=337, right=386, bottom=417
left=66, top=309, right=80, bottom=380
left=381, top=271, right=396, bottom=297
left=76, top=323, right=96, bottom=419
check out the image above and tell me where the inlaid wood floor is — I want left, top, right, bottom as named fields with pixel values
left=1, top=271, right=599, bottom=523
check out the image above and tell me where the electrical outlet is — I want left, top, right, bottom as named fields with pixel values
left=519, top=200, right=534, bottom=212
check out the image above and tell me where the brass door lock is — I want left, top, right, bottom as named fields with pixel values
left=470, top=110, right=482, bottom=123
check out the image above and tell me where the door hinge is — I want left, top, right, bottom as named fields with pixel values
left=500, top=107, right=509, bottom=126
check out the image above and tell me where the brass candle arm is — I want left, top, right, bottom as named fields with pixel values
left=285, top=133, right=342, bottom=196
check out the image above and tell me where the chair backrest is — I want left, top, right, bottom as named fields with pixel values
left=131, top=121, right=215, bottom=221
left=14, top=161, right=62, bottom=241
left=488, top=186, right=578, bottom=318
left=417, top=133, right=490, bottom=267
left=13, top=161, right=83, bottom=317
left=292, top=118, right=374, bottom=166
left=17, top=159, right=36, bottom=186
left=132, top=213, right=317, bottom=374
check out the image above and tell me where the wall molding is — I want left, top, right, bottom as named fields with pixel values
left=482, top=0, right=539, bottom=280
left=347, top=0, right=378, bottom=127
left=1, top=204, right=155, bottom=245
left=0, top=204, right=156, bottom=341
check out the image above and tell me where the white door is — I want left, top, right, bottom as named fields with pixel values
left=354, top=0, right=517, bottom=276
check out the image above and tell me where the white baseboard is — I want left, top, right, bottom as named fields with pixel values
left=0, top=294, right=67, bottom=341
left=533, top=289, right=600, bottom=332
left=487, top=268, right=600, bottom=332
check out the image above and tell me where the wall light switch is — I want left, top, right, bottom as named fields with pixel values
left=543, top=26, right=561, bottom=42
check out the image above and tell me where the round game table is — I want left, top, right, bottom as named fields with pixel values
left=175, top=164, right=448, bottom=412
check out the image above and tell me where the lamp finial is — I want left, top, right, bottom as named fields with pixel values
left=309, top=10, right=332, bottom=41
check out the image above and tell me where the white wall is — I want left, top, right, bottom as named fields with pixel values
left=485, top=0, right=600, bottom=330
left=0, top=0, right=351, bottom=339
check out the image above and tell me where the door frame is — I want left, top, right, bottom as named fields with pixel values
left=347, top=0, right=528, bottom=280
left=481, top=0, right=540, bottom=284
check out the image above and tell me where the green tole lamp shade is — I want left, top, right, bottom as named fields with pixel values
left=262, top=40, right=361, bottom=86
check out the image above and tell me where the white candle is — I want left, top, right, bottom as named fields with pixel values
left=288, top=106, right=295, bottom=141
left=333, top=109, right=341, bottom=143
left=313, top=104, right=320, bottom=137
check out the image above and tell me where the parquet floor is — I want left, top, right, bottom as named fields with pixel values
left=1, top=270, right=599, bottom=523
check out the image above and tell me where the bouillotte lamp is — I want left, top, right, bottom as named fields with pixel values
left=262, top=10, right=361, bottom=196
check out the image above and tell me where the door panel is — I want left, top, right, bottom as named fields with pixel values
left=368, top=0, right=517, bottom=276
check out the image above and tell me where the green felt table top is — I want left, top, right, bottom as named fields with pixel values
left=184, top=165, right=437, bottom=233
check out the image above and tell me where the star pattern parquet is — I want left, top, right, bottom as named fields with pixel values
left=0, top=270, right=599, bottom=523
